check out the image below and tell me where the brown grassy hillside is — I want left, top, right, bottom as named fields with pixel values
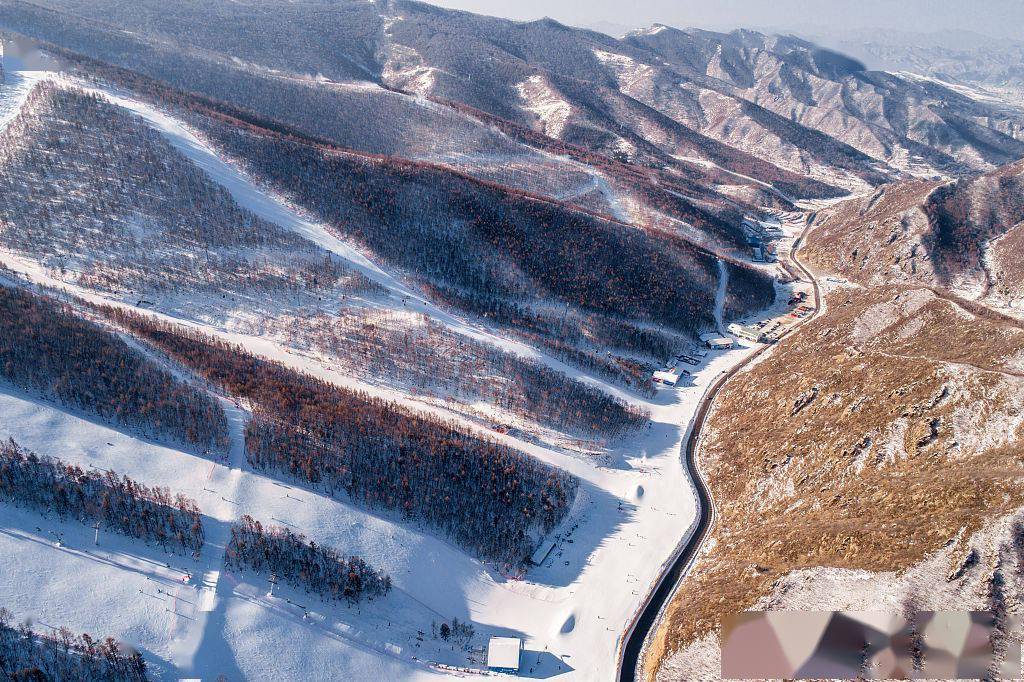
left=646, top=281, right=1024, bottom=679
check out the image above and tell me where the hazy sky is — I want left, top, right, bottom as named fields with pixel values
left=427, top=0, right=1024, bottom=40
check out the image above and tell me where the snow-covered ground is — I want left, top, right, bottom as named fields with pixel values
left=897, top=71, right=1024, bottom=113
left=0, top=70, right=49, bottom=128
left=80, top=80, right=644, bottom=410
left=0, top=68, right=784, bottom=680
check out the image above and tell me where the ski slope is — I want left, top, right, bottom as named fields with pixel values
left=82, top=83, right=640, bottom=407
left=0, top=69, right=787, bottom=680
left=0, top=70, right=48, bottom=128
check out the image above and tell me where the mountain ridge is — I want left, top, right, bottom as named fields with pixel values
left=6, top=0, right=1023, bottom=202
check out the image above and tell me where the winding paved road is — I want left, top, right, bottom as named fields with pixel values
left=616, top=214, right=822, bottom=682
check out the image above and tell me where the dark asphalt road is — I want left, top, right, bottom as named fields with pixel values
left=616, top=216, right=821, bottom=682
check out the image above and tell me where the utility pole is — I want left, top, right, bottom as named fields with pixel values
left=48, top=530, right=63, bottom=547
left=267, top=572, right=278, bottom=599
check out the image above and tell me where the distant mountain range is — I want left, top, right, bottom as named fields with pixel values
left=2, top=0, right=1023, bottom=200
left=792, top=27, right=1024, bottom=90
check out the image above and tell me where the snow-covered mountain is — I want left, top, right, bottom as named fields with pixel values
left=0, top=2, right=1022, bottom=681
left=5, top=0, right=1022, bottom=193
left=0, top=41, right=779, bottom=681
left=804, top=27, right=1024, bottom=90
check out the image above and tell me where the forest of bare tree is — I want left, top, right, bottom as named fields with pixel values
left=0, top=439, right=205, bottom=555
left=0, top=284, right=227, bottom=450
left=227, top=515, right=391, bottom=605
left=106, top=307, right=578, bottom=567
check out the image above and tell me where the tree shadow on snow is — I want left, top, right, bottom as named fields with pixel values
left=0, top=505, right=230, bottom=678
left=521, top=478, right=634, bottom=589
left=0, top=505, right=213, bottom=586
left=599, top=413, right=682, bottom=471
left=478, top=625, right=576, bottom=678
left=187, top=564, right=246, bottom=682
left=0, top=380, right=228, bottom=468
left=519, top=650, right=576, bottom=678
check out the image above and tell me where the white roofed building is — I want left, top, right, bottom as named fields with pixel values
left=652, top=368, right=681, bottom=387
left=487, top=636, right=523, bottom=673
left=704, top=336, right=734, bottom=350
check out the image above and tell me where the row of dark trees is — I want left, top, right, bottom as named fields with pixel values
left=191, top=114, right=725, bottom=335
left=427, top=283, right=661, bottom=396
left=107, top=307, right=578, bottom=566
left=0, top=608, right=148, bottom=681
left=538, top=337, right=656, bottom=398
left=297, top=311, right=649, bottom=439
left=0, top=284, right=227, bottom=450
left=0, top=439, right=204, bottom=555
left=425, top=279, right=685, bottom=360
left=226, top=515, right=390, bottom=604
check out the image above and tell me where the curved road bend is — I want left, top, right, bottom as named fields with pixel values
left=616, top=216, right=822, bottom=682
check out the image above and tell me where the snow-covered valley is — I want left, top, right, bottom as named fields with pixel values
left=0, top=66, right=783, bottom=680
left=0, top=6, right=1022, bottom=681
